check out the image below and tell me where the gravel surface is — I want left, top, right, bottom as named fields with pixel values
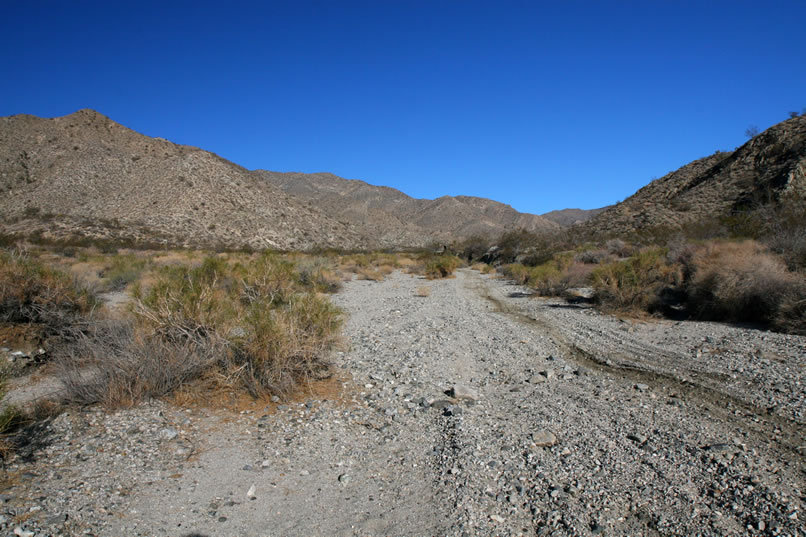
left=1, top=269, right=804, bottom=536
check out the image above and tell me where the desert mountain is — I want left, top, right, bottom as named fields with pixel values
left=585, top=114, right=806, bottom=236
left=256, top=171, right=560, bottom=248
left=0, top=109, right=363, bottom=250
left=541, top=207, right=609, bottom=227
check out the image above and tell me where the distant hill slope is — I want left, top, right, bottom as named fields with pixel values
left=256, top=171, right=560, bottom=248
left=0, top=110, right=363, bottom=250
left=584, top=115, right=806, bottom=236
left=541, top=207, right=609, bottom=227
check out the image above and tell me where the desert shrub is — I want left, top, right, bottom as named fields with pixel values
left=775, top=289, right=806, bottom=335
left=562, top=262, right=596, bottom=288
left=100, top=254, right=150, bottom=291
left=459, top=235, right=493, bottom=262
left=527, top=262, right=565, bottom=295
left=57, top=320, right=222, bottom=407
left=423, top=254, right=463, bottom=279
left=680, top=240, right=804, bottom=328
left=356, top=266, right=385, bottom=281
left=296, top=256, right=342, bottom=293
left=501, top=263, right=531, bottom=285
left=470, top=262, right=494, bottom=274
left=574, top=249, right=610, bottom=265
left=592, top=247, right=679, bottom=313
left=125, top=252, right=342, bottom=400
left=0, top=249, right=97, bottom=329
left=606, top=238, right=634, bottom=258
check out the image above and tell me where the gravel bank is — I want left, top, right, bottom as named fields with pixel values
left=1, top=269, right=804, bottom=536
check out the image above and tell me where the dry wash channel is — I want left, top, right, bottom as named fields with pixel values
left=6, top=269, right=804, bottom=537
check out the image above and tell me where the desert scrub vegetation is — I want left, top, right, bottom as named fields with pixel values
left=99, top=253, right=152, bottom=291
left=591, top=247, right=680, bottom=314
left=677, top=240, right=806, bottom=333
left=422, top=254, right=463, bottom=279
left=0, top=249, right=97, bottom=331
left=61, top=252, right=343, bottom=406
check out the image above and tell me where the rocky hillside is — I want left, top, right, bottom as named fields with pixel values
left=256, top=171, right=560, bottom=248
left=0, top=110, right=363, bottom=250
left=585, top=115, right=806, bottom=236
left=541, top=206, right=609, bottom=227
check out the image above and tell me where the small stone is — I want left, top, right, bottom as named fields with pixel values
left=430, top=399, right=453, bottom=410
left=635, top=383, right=649, bottom=391
left=528, top=375, right=546, bottom=384
left=270, top=395, right=281, bottom=403
left=45, top=513, right=68, bottom=525
left=300, top=469, right=310, bottom=476
left=247, top=484, right=257, bottom=500
left=490, top=514, right=506, bottom=523
left=448, top=384, right=478, bottom=402
left=261, top=460, right=271, bottom=468
left=218, top=516, right=228, bottom=523
left=532, top=430, right=558, bottom=447
left=627, top=433, right=648, bottom=445
left=159, top=427, right=178, bottom=441
left=242, top=464, right=253, bottom=471
left=14, top=528, right=35, bottom=537
left=444, top=405, right=463, bottom=417
left=540, top=369, right=555, bottom=380
left=338, top=474, right=351, bottom=485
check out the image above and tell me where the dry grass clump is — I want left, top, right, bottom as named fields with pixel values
left=471, top=262, right=494, bottom=274
left=679, top=240, right=805, bottom=330
left=0, top=249, right=97, bottom=332
left=59, top=252, right=343, bottom=405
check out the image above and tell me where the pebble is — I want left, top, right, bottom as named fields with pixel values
left=247, top=484, right=257, bottom=500
left=448, top=384, right=478, bottom=402
left=531, top=430, right=558, bottom=447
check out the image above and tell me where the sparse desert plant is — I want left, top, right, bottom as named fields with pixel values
left=423, top=254, right=462, bottom=279
left=0, top=249, right=97, bottom=330
left=57, top=320, right=222, bottom=407
left=591, top=247, right=679, bottom=313
left=501, top=263, right=531, bottom=285
left=470, top=262, right=493, bottom=274
left=296, top=256, right=342, bottom=293
left=356, top=266, right=385, bottom=282
left=124, top=252, right=342, bottom=400
left=100, top=253, right=150, bottom=291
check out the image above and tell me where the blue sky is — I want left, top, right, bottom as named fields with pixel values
left=2, top=1, right=805, bottom=214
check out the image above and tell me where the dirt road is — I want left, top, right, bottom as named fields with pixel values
left=4, top=269, right=805, bottom=536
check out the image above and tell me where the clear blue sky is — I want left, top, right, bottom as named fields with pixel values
left=2, top=1, right=805, bottom=214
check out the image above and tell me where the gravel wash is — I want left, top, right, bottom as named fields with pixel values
left=1, top=269, right=804, bottom=536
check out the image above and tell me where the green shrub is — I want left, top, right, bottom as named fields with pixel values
left=423, top=254, right=462, bottom=279
left=592, top=247, right=679, bottom=313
